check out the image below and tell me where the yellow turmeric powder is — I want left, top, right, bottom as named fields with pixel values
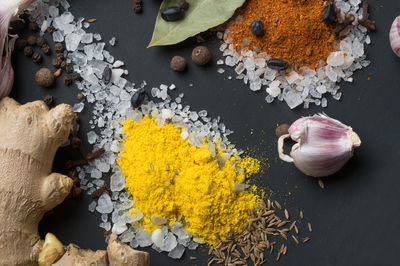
left=118, top=116, right=261, bottom=245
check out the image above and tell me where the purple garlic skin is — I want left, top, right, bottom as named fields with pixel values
left=278, top=114, right=361, bottom=178
left=390, top=16, right=400, bottom=57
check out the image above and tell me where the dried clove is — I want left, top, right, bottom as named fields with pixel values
left=86, top=148, right=106, bottom=161
left=358, top=0, right=376, bottom=32
left=334, top=13, right=355, bottom=36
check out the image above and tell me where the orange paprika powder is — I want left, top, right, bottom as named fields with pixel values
left=227, top=0, right=336, bottom=69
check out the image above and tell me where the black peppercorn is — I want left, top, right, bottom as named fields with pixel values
left=36, top=37, right=46, bottom=47
left=250, top=19, right=264, bottom=36
left=65, top=64, right=74, bottom=73
left=267, top=58, right=289, bottom=71
left=24, top=46, right=33, bottom=57
left=32, top=52, right=43, bottom=64
left=179, top=0, right=189, bottom=10
left=134, top=2, right=142, bottom=13
left=170, top=56, right=186, bottom=72
left=15, top=38, right=27, bottom=50
left=192, top=46, right=211, bottom=66
left=35, top=68, right=55, bottom=87
left=102, top=66, right=112, bottom=85
left=41, top=44, right=51, bottom=55
left=28, top=21, right=38, bottom=31
left=72, top=72, right=82, bottom=81
left=27, top=35, right=36, bottom=46
left=161, top=7, right=184, bottom=21
left=131, top=88, right=147, bottom=108
left=63, top=75, right=72, bottom=86
left=43, top=94, right=54, bottom=106
left=54, top=43, right=64, bottom=53
left=52, top=58, right=62, bottom=68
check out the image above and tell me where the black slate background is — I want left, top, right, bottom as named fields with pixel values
left=9, top=0, right=400, bottom=265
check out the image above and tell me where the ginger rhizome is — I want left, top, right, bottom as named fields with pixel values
left=0, top=97, right=74, bottom=265
left=118, top=116, right=261, bottom=245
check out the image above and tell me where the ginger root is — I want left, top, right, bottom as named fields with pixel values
left=52, top=244, right=108, bottom=266
left=0, top=97, right=74, bottom=265
left=107, top=234, right=150, bottom=266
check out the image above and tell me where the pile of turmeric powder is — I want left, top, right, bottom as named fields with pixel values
left=117, top=116, right=261, bottom=245
left=227, top=0, right=336, bottom=69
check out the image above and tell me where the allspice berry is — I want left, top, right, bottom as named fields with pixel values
left=36, top=37, right=46, bottom=47
left=43, top=94, right=54, bottom=106
left=52, top=57, right=62, bottom=68
left=32, top=52, right=43, bottom=64
left=35, top=68, right=55, bottom=87
left=63, top=75, right=72, bottom=86
left=27, top=35, right=36, bottom=46
left=192, top=46, right=211, bottom=66
left=77, top=92, right=85, bottom=101
left=275, top=123, right=290, bottom=137
left=170, top=56, right=186, bottom=72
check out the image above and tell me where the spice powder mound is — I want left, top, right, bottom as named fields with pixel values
left=227, top=0, right=336, bottom=69
left=118, top=116, right=261, bottom=245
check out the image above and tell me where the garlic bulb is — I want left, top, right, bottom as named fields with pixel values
left=278, top=114, right=361, bottom=177
left=0, top=0, right=35, bottom=99
left=390, top=16, right=400, bottom=57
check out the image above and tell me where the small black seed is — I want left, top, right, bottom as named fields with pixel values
left=322, top=4, right=336, bottom=25
left=267, top=58, right=289, bottom=71
left=102, top=66, right=112, bottom=85
left=131, top=88, right=147, bottom=108
left=250, top=19, right=264, bottom=36
left=161, top=7, right=184, bottom=22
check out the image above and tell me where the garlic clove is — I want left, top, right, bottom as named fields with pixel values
left=278, top=114, right=361, bottom=178
left=390, top=16, right=400, bottom=57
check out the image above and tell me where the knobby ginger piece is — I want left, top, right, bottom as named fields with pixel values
left=52, top=244, right=108, bottom=266
left=0, top=97, right=74, bottom=265
left=107, top=233, right=150, bottom=266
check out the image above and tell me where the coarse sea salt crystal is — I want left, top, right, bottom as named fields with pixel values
left=96, top=194, right=113, bottom=214
left=73, top=102, right=85, bottom=112
left=327, top=51, right=345, bottom=66
left=168, top=244, right=185, bottom=259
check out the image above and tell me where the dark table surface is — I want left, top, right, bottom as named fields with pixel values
left=10, top=0, right=400, bottom=265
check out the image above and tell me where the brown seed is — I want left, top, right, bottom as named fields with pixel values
left=28, top=21, right=39, bottom=31
left=24, top=46, right=33, bottom=57
left=41, top=44, right=51, bottom=55
left=36, top=37, right=47, bottom=47
left=27, top=35, right=36, bottom=46
left=192, top=45, right=211, bottom=66
left=292, top=235, right=299, bottom=244
left=63, top=75, right=72, bottom=86
left=54, top=68, right=62, bottom=78
left=54, top=42, right=64, bottom=53
left=57, top=53, right=65, bottom=61
left=275, top=123, right=290, bottom=137
left=36, top=68, right=55, bottom=87
left=77, top=93, right=85, bottom=101
left=284, top=209, right=289, bottom=220
left=60, top=61, right=67, bottom=69
left=294, top=224, right=299, bottom=234
left=150, top=163, right=154, bottom=171
left=274, top=200, right=281, bottom=210
left=52, top=58, right=63, bottom=68
left=170, top=55, right=186, bottom=72
left=65, top=64, right=74, bottom=73
left=189, top=256, right=197, bottom=260
left=32, top=52, right=43, bottom=64
left=318, top=178, right=325, bottom=189
left=300, top=210, right=304, bottom=219
left=308, top=222, right=312, bottom=232
left=43, top=94, right=54, bottom=106
left=303, top=237, right=310, bottom=243
left=88, top=18, right=97, bottom=22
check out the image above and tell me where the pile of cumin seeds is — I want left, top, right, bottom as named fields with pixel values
left=208, top=193, right=312, bottom=265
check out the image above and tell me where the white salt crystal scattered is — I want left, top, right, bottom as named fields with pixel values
left=151, top=229, right=165, bottom=247
left=73, top=102, right=85, bottom=113
left=100, top=222, right=111, bottom=231
left=136, top=231, right=153, bottom=247
left=168, top=244, right=185, bottom=259
left=327, top=52, right=345, bottom=67
left=120, top=229, right=135, bottom=243
left=267, top=86, right=281, bottom=98
left=109, top=37, right=116, bottom=46
left=81, top=33, right=93, bottom=44
left=93, top=33, right=102, bottom=41
left=53, top=31, right=64, bottom=42
left=113, top=60, right=124, bottom=68
left=188, top=241, right=199, bottom=250
left=284, top=91, right=303, bottom=109
left=96, top=194, right=113, bottom=214
left=112, top=223, right=128, bottom=235
left=87, top=131, right=98, bottom=144
left=217, top=68, right=225, bottom=74
left=88, top=201, right=97, bottom=212
left=91, top=168, right=102, bottom=179
left=160, top=232, right=178, bottom=252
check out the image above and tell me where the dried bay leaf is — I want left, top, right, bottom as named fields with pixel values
left=148, top=0, right=245, bottom=47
